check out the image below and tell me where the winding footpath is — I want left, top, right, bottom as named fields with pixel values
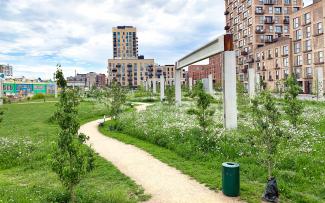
left=80, top=103, right=243, bottom=203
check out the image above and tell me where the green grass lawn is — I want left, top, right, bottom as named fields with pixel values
left=0, top=102, right=149, bottom=203
left=100, top=99, right=325, bottom=203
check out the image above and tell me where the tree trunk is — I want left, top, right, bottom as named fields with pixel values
left=69, top=185, right=76, bottom=203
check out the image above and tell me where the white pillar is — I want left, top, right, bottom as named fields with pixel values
left=145, top=80, right=149, bottom=91
left=175, top=68, right=182, bottom=105
left=317, top=67, right=324, bottom=100
left=189, top=77, right=193, bottom=91
left=160, top=75, right=165, bottom=102
left=256, top=73, right=261, bottom=93
left=248, top=68, right=256, bottom=98
left=153, top=78, right=157, bottom=94
left=223, top=51, right=237, bottom=129
left=208, top=74, right=214, bottom=95
left=0, top=79, right=3, bottom=105
left=54, top=83, right=58, bottom=98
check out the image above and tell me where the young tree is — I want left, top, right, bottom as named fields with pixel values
left=188, top=81, right=215, bottom=134
left=251, top=90, right=282, bottom=202
left=51, top=68, right=95, bottom=203
left=108, top=81, right=127, bottom=120
left=165, top=85, right=175, bottom=105
left=284, top=74, right=303, bottom=127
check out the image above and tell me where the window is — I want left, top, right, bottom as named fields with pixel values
left=275, top=48, right=279, bottom=57
left=304, top=13, right=311, bottom=25
left=317, top=22, right=323, bottom=35
left=295, top=29, right=302, bottom=40
left=283, top=58, right=289, bottom=67
left=256, top=7, right=263, bottom=14
left=294, top=42, right=301, bottom=54
left=293, top=17, right=299, bottom=28
left=306, top=67, right=312, bottom=77
left=295, top=55, right=302, bottom=66
left=274, top=7, right=282, bottom=15
left=283, top=45, right=289, bottom=55
left=306, top=53, right=312, bottom=65
left=319, top=51, right=324, bottom=63
left=305, top=26, right=311, bottom=38
left=305, top=40, right=311, bottom=51
left=275, top=26, right=282, bottom=33
left=284, top=0, right=291, bottom=5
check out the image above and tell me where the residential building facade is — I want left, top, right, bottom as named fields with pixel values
left=113, top=26, right=138, bottom=59
left=224, top=0, right=303, bottom=88
left=188, top=54, right=223, bottom=86
left=108, top=58, right=155, bottom=87
left=291, top=0, right=324, bottom=94
left=0, top=64, right=13, bottom=77
left=156, top=65, right=187, bottom=86
left=255, top=37, right=293, bottom=91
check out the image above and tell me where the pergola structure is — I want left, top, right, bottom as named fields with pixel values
left=172, top=34, right=237, bottom=129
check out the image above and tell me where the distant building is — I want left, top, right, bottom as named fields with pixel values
left=67, top=72, right=107, bottom=89
left=108, top=58, right=155, bottom=87
left=188, top=54, right=223, bottom=86
left=0, top=64, right=13, bottom=77
left=96, top=73, right=107, bottom=87
left=291, top=0, right=325, bottom=94
left=113, top=26, right=138, bottom=59
left=255, top=37, right=292, bottom=91
left=157, top=65, right=187, bottom=86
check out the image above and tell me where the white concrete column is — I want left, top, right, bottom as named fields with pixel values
left=160, top=75, right=165, bottom=102
left=248, top=68, right=256, bottom=98
left=256, top=73, right=261, bottom=93
left=145, top=80, right=149, bottom=91
left=152, top=78, right=157, bottom=94
left=317, top=67, right=324, bottom=99
left=208, top=74, right=214, bottom=95
left=175, top=68, right=182, bottom=105
left=223, top=51, right=237, bottom=129
left=0, top=79, right=3, bottom=105
left=189, top=77, right=193, bottom=91
left=54, top=83, right=58, bottom=98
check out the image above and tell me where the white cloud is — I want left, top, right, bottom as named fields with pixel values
left=0, top=0, right=224, bottom=79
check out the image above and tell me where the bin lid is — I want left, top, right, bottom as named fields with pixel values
left=222, top=162, right=239, bottom=168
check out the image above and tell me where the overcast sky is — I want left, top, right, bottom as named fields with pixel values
left=0, top=0, right=314, bottom=79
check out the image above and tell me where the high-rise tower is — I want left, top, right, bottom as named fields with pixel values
left=112, top=26, right=138, bottom=59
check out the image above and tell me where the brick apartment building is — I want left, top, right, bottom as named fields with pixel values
left=224, top=0, right=303, bottom=89
left=188, top=54, right=223, bottom=86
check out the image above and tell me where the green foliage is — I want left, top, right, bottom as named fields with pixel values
left=237, top=79, right=249, bottom=107
left=108, top=81, right=127, bottom=120
left=165, top=85, right=175, bottom=105
left=188, top=81, right=215, bottom=134
left=55, top=65, right=67, bottom=89
left=51, top=69, right=95, bottom=203
left=32, top=93, right=46, bottom=100
left=284, top=74, right=304, bottom=127
left=251, top=90, right=282, bottom=178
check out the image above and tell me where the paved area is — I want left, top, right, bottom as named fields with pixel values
left=80, top=103, right=243, bottom=203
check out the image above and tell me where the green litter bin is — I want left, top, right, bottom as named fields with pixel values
left=222, top=162, right=240, bottom=197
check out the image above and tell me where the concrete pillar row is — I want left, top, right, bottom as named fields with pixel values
left=152, top=78, right=157, bottom=94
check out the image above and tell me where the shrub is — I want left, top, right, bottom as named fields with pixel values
left=32, top=93, right=46, bottom=100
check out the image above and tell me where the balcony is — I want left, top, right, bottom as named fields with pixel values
left=314, top=61, right=325, bottom=65
left=304, top=75, right=313, bottom=79
left=224, top=10, right=229, bottom=15
left=242, top=67, right=248, bottom=74
left=267, top=55, right=273, bottom=60
left=112, top=68, right=117, bottom=72
left=241, top=51, right=248, bottom=56
left=262, top=66, right=267, bottom=71
left=283, top=19, right=290, bottom=24
left=264, top=19, right=275, bottom=24
left=255, top=11, right=264, bottom=15
left=264, top=0, right=275, bottom=5
left=275, top=64, right=280, bottom=69
left=247, top=58, right=254, bottom=63
left=268, top=78, right=274, bottom=81
left=255, top=29, right=265, bottom=34
left=224, top=25, right=230, bottom=30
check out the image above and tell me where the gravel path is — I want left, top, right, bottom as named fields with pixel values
left=80, top=103, right=243, bottom=203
